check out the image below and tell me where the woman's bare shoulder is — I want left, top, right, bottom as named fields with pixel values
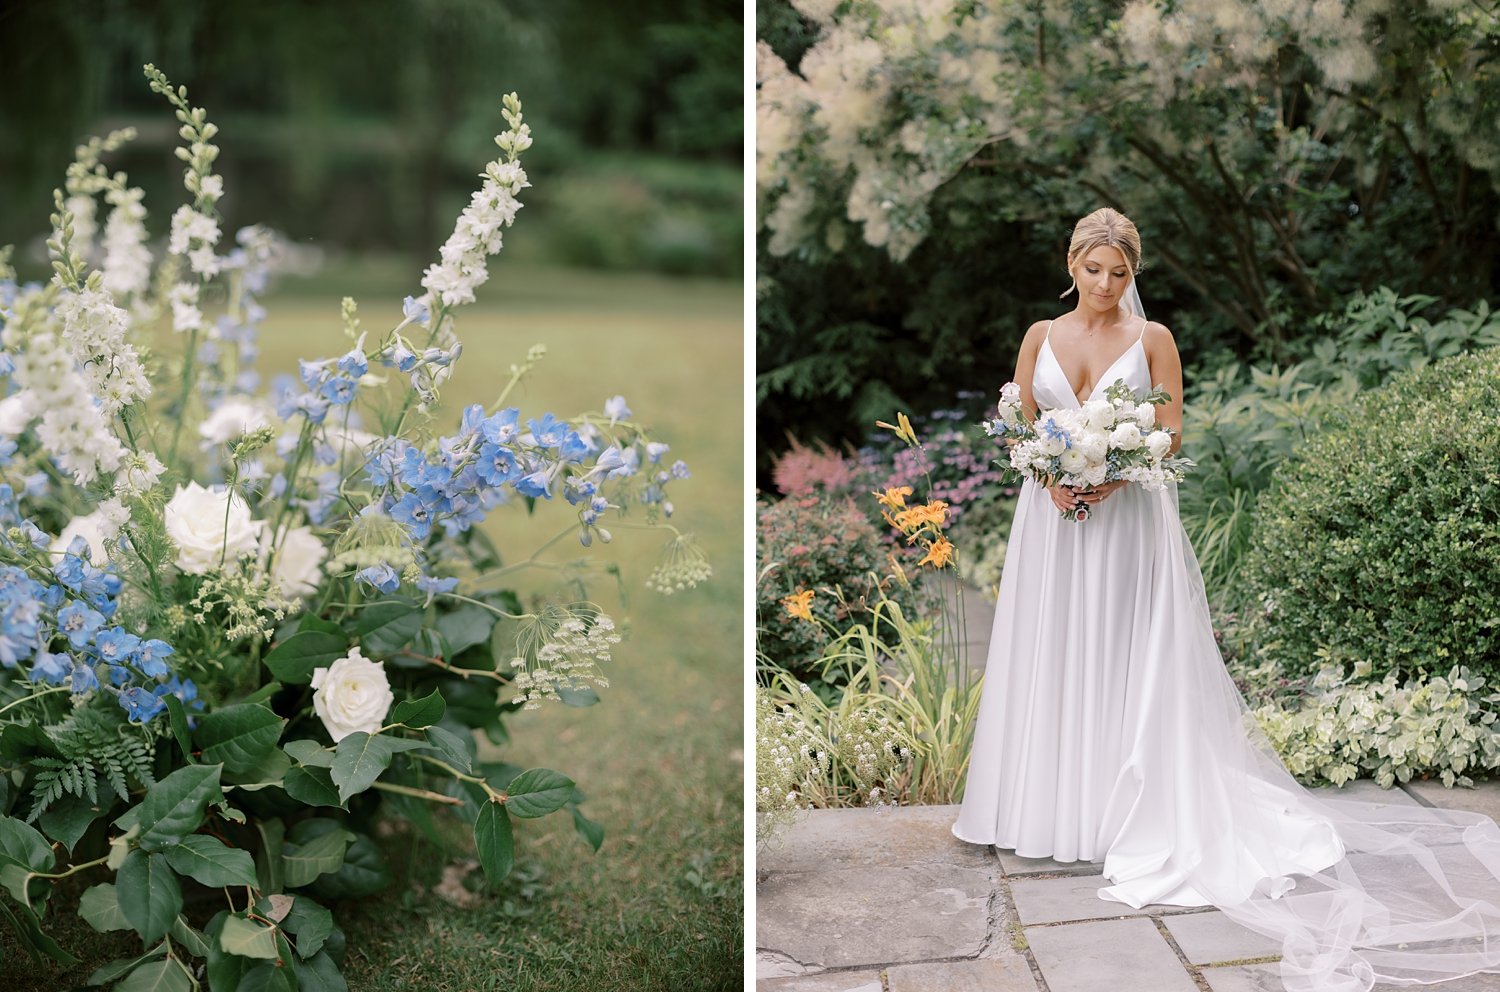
left=1142, top=319, right=1177, bottom=350
left=1019, top=318, right=1051, bottom=353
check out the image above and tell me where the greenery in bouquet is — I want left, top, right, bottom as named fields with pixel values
left=0, top=66, right=710, bottom=990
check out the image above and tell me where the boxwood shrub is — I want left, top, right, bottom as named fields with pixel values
left=1232, top=348, right=1500, bottom=682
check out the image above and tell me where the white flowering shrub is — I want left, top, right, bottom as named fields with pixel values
left=1250, top=664, right=1500, bottom=790
left=0, top=65, right=711, bottom=989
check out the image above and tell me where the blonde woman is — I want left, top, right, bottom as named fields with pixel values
left=951, top=207, right=1500, bottom=992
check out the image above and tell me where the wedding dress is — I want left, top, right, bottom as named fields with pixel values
left=951, top=313, right=1500, bottom=991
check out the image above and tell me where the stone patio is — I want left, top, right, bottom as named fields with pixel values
left=756, top=781, right=1500, bottom=992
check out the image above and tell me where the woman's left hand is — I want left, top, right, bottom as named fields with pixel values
left=1074, top=480, right=1128, bottom=506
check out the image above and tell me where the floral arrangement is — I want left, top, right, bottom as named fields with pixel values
left=0, top=65, right=709, bottom=990
left=982, top=379, right=1194, bottom=522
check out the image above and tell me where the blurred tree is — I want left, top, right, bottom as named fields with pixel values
left=0, top=0, right=741, bottom=274
left=756, top=0, right=1500, bottom=477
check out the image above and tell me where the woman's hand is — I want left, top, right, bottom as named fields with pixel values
left=1074, top=479, right=1128, bottom=506
left=1046, top=484, right=1079, bottom=512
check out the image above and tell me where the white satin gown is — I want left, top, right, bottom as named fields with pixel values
left=951, top=317, right=1500, bottom=992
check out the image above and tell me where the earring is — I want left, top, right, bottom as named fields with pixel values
left=1058, top=279, right=1076, bottom=299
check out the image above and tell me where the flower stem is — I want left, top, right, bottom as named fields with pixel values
left=371, top=780, right=463, bottom=806
left=0, top=685, right=70, bottom=717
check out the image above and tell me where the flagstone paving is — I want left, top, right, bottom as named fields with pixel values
left=756, top=781, right=1500, bottom=992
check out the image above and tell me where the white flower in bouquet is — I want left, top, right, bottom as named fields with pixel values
left=1082, top=461, right=1109, bottom=487
left=1078, top=433, right=1107, bottom=464
left=264, top=524, right=327, bottom=599
left=1134, top=402, right=1157, bottom=429
left=1059, top=447, right=1087, bottom=475
left=1109, top=422, right=1144, bottom=451
left=163, top=480, right=265, bottom=574
left=311, top=647, right=394, bottom=742
left=198, top=397, right=273, bottom=446
left=0, top=396, right=28, bottom=436
left=53, top=498, right=129, bottom=566
left=1082, top=398, right=1115, bottom=432
left=999, top=381, right=1021, bottom=407
left=1146, top=429, right=1173, bottom=460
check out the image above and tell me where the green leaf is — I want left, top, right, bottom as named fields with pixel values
left=423, top=725, right=473, bottom=774
left=85, top=944, right=167, bottom=985
left=280, top=895, right=332, bottom=959
left=437, top=603, right=495, bottom=655
left=0, top=894, right=78, bottom=966
left=282, top=766, right=346, bottom=809
left=305, top=832, right=391, bottom=900
left=0, top=815, right=55, bottom=872
left=204, top=911, right=249, bottom=991
left=329, top=732, right=425, bottom=802
left=170, top=913, right=211, bottom=957
left=264, top=630, right=349, bottom=684
left=298, top=615, right=345, bottom=637
left=283, top=739, right=336, bottom=768
left=254, top=818, right=284, bottom=895
left=39, top=791, right=107, bottom=853
left=225, top=745, right=292, bottom=791
left=162, top=694, right=197, bottom=763
left=351, top=598, right=423, bottom=656
left=282, top=828, right=352, bottom=888
left=474, top=801, right=514, bottom=884
left=503, top=768, right=576, bottom=818
left=127, top=763, right=222, bottom=852
left=116, top=957, right=193, bottom=992
left=572, top=806, right=605, bottom=852
left=239, top=680, right=284, bottom=706
left=0, top=864, right=36, bottom=906
left=195, top=705, right=286, bottom=774
left=220, top=913, right=281, bottom=959
left=163, top=834, right=258, bottom=888
left=116, top=850, right=182, bottom=944
left=391, top=688, right=445, bottom=729
left=79, top=882, right=132, bottom=933
left=292, top=949, right=349, bottom=992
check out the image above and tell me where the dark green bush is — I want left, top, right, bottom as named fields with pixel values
left=1232, top=348, right=1500, bottom=682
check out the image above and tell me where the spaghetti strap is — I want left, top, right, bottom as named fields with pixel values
left=1045, top=319, right=1054, bottom=341
left=1136, top=314, right=1147, bottom=343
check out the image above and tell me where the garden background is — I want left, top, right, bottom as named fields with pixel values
left=0, top=1, right=743, bottom=990
left=755, top=0, right=1500, bottom=824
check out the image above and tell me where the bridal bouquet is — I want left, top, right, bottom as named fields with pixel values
left=981, top=379, right=1193, bottom=522
left=0, top=65, right=709, bottom=990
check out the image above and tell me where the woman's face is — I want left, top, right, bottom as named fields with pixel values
left=1069, top=245, right=1132, bottom=314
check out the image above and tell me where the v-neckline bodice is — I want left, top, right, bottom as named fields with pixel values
left=1038, top=317, right=1148, bottom=407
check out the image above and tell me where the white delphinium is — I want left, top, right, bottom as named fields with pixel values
left=167, top=282, right=203, bottom=333
left=100, top=184, right=152, bottom=299
left=418, top=92, right=532, bottom=313
left=114, top=451, right=167, bottom=500
left=169, top=204, right=222, bottom=277
left=53, top=286, right=150, bottom=417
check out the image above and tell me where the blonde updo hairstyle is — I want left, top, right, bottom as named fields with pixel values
left=1060, top=207, right=1144, bottom=299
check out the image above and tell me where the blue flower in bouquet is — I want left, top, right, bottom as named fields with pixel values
left=670, top=459, right=691, bottom=480
left=390, top=492, right=435, bottom=541
left=69, top=661, right=98, bottom=695
left=356, top=563, right=401, bottom=594
left=56, top=601, right=104, bottom=650
left=402, top=295, right=431, bottom=327
left=646, top=441, right=670, bottom=464
left=480, top=407, right=521, bottom=445
left=476, top=443, right=519, bottom=486
left=106, top=664, right=133, bottom=687
left=94, top=627, right=142, bottom=666
left=527, top=413, right=569, bottom=448
left=118, top=684, right=166, bottom=724
left=137, top=639, right=175, bottom=679
left=558, top=430, right=591, bottom=463
left=604, top=395, right=631, bottom=425
left=153, top=675, right=202, bottom=713
left=514, top=467, right=554, bottom=499
left=414, top=573, right=459, bottom=606
left=28, top=649, right=69, bottom=685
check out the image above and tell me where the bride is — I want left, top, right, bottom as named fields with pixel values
left=950, top=207, right=1500, bottom=992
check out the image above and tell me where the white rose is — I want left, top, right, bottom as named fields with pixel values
left=311, top=648, right=394, bottom=742
left=1081, top=399, right=1114, bottom=432
left=1146, top=430, right=1173, bottom=460
left=263, top=525, right=327, bottom=599
left=1082, top=461, right=1109, bottom=486
left=163, top=481, right=264, bottom=575
left=0, top=395, right=31, bottom=436
left=1059, top=448, right=1087, bottom=474
left=1078, top=434, right=1108, bottom=464
left=1109, top=423, right=1144, bottom=451
left=1135, top=402, right=1157, bottom=429
left=199, top=399, right=272, bottom=446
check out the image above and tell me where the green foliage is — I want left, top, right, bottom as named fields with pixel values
left=26, top=709, right=155, bottom=822
left=1250, top=665, right=1500, bottom=790
left=1180, top=290, right=1500, bottom=601
left=1232, top=349, right=1500, bottom=682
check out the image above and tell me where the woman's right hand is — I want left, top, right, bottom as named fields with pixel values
left=1046, top=484, right=1078, bottom=513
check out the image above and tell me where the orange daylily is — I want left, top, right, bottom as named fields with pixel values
left=782, top=588, right=816, bottom=623
left=918, top=536, right=955, bottom=569
left=894, top=500, right=949, bottom=531
left=874, top=485, right=913, bottom=511
left=875, top=411, right=918, bottom=446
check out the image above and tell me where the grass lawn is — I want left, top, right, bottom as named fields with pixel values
left=0, top=260, right=744, bottom=991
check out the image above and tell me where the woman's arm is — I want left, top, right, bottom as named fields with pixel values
left=1014, top=319, right=1048, bottom=420
left=1142, top=320, right=1186, bottom=455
